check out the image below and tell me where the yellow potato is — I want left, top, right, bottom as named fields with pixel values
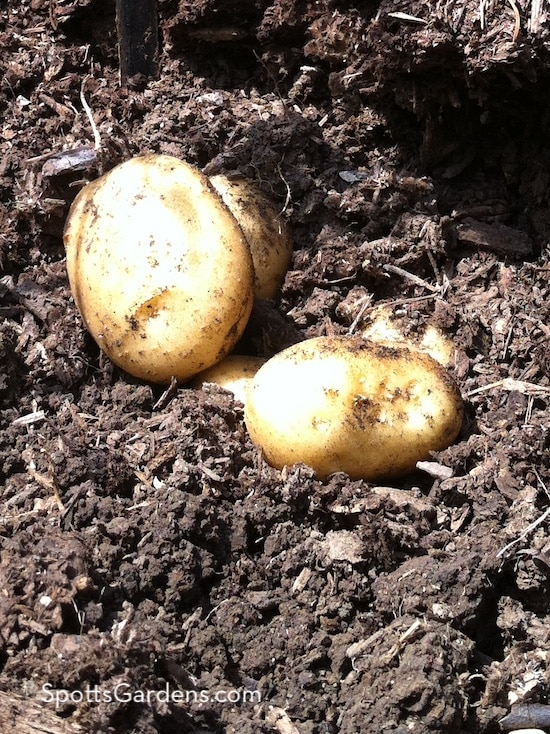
left=192, top=354, right=266, bottom=404
left=64, top=154, right=254, bottom=383
left=209, top=175, right=292, bottom=299
left=244, top=336, right=463, bottom=480
left=361, top=305, right=456, bottom=368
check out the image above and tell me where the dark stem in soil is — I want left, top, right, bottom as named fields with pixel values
left=115, top=0, right=159, bottom=86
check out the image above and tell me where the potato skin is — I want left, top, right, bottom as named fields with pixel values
left=209, top=175, right=292, bottom=299
left=361, top=305, right=456, bottom=368
left=64, top=155, right=254, bottom=383
left=192, top=354, right=266, bottom=405
left=244, top=336, right=463, bottom=480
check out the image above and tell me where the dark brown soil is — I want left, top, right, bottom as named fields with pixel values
left=1, top=1, right=549, bottom=733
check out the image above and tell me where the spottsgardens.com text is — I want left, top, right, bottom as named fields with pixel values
left=41, top=682, right=261, bottom=709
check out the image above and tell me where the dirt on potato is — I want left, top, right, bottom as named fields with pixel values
left=0, top=1, right=549, bottom=733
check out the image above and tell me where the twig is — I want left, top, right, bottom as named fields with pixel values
left=466, top=377, right=550, bottom=399
left=500, top=703, right=550, bottom=731
left=266, top=706, right=301, bottom=734
left=204, top=598, right=232, bottom=623
left=480, top=0, right=521, bottom=39
left=12, top=410, right=46, bottom=427
left=499, top=447, right=549, bottom=566
left=497, top=506, right=550, bottom=558
left=533, top=467, right=550, bottom=501
left=529, top=0, right=544, bottom=33
left=277, top=163, right=292, bottom=216
left=348, top=297, right=372, bottom=335
left=479, top=0, right=487, bottom=30
left=48, top=0, right=58, bottom=30
left=386, top=11, right=427, bottom=24
left=152, top=376, right=178, bottom=410
left=27, top=467, right=65, bottom=514
left=80, top=76, right=101, bottom=151
left=382, top=263, right=441, bottom=293
left=507, top=0, right=521, bottom=41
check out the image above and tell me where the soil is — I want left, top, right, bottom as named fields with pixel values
left=1, top=1, right=549, bottom=733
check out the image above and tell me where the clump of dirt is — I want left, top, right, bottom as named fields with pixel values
left=0, top=1, right=549, bottom=733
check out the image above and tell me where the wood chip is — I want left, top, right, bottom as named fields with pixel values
left=322, top=530, right=364, bottom=564
left=0, top=690, right=85, bottom=733
left=456, top=217, right=533, bottom=258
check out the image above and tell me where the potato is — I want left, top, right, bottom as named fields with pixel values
left=361, top=305, right=456, bottom=368
left=192, top=354, right=266, bottom=404
left=64, top=154, right=254, bottom=383
left=209, top=175, right=292, bottom=299
left=244, top=336, right=463, bottom=480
